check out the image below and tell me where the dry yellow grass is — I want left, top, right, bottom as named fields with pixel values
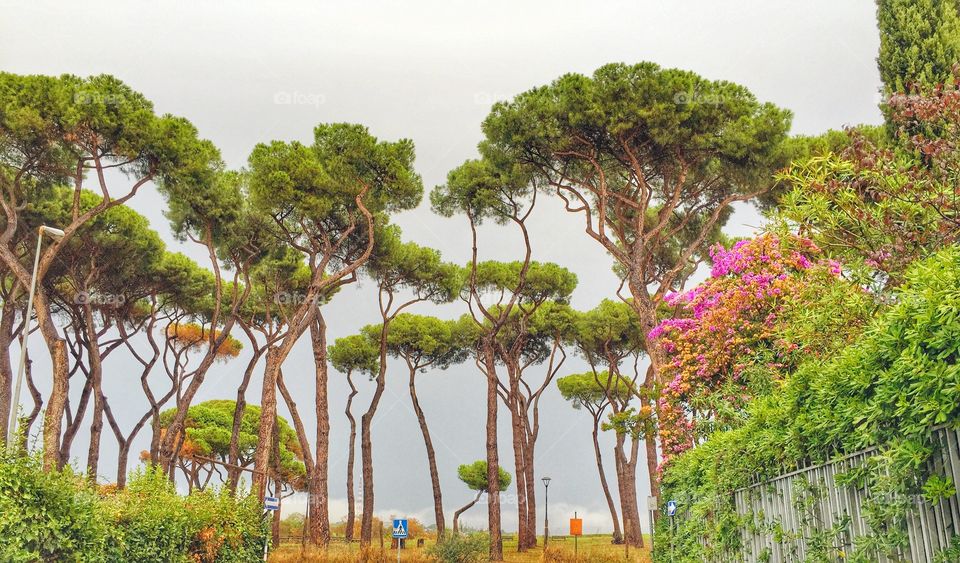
left=269, top=535, right=651, bottom=562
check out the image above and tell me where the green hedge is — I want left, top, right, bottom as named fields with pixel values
left=656, top=246, right=960, bottom=562
left=0, top=454, right=267, bottom=562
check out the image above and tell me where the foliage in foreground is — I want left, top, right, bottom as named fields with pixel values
left=428, top=533, right=489, bottom=563
left=657, top=246, right=960, bottom=561
left=0, top=453, right=267, bottom=562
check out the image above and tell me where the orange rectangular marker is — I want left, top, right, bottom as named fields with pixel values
left=569, top=517, right=583, bottom=536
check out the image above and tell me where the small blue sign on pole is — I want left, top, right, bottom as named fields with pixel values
left=392, top=518, right=408, bottom=539
left=264, top=496, right=280, bottom=511
left=667, top=500, right=677, bottom=517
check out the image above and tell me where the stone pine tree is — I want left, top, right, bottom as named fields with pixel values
left=452, top=461, right=512, bottom=535
left=382, top=313, right=470, bottom=541
left=247, top=123, right=422, bottom=547
left=328, top=333, right=379, bottom=542
left=479, top=62, right=791, bottom=498
left=877, top=0, right=960, bottom=94
left=432, top=158, right=539, bottom=561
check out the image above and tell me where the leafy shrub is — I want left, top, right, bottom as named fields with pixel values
left=0, top=456, right=267, bottom=562
left=0, top=452, right=109, bottom=562
left=429, top=533, right=488, bottom=563
left=657, top=246, right=960, bottom=561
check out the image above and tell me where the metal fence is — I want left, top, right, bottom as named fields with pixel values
left=728, top=425, right=960, bottom=562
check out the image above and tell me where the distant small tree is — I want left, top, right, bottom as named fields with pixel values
left=158, top=400, right=305, bottom=494
left=452, top=461, right=511, bottom=535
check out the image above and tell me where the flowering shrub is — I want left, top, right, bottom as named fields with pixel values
left=656, top=245, right=960, bottom=561
left=650, top=234, right=872, bottom=458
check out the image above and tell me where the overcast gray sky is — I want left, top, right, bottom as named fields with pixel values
left=1, top=0, right=883, bottom=533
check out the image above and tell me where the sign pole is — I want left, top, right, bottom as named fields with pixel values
left=574, top=512, right=578, bottom=557
left=392, top=518, right=408, bottom=562
left=647, top=496, right=657, bottom=555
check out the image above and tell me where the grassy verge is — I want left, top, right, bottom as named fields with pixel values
left=269, top=534, right=651, bottom=562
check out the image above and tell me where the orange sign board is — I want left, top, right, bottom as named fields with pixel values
left=569, top=518, right=583, bottom=536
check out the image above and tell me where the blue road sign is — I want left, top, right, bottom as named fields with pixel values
left=264, top=496, right=280, bottom=511
left=392, top=518, right=408, bottom=538
left=667, top=500, right=677, bottom=517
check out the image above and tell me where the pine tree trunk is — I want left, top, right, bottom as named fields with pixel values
left=592, top=416, right=622, bottom=543
left=483, top=346, right=503, bottom=561
left=309, top=315, right=331, bottom=547
left=614, top=434, right=644, bottom=547
left=408, top=366, right=445, bottom=539
left=227, top=346, right=263, bottom=492
left=508, top=385, right=529, bottom=552
left=0, top=297, right=15, bottom=443
left=358, top=375, right=384, bottom=545
left=453, top=491, right=482, bottom=535
left=116, top=442, right=131, bottom=488
left=344, top=370, right=358, bottom=543
left=83, top=302, right=104, bottom=482
left=252, top=348, right=280, bottom=499
left=360, top=318, right=390, bottom=545
left=523, top=431, right=537, bottom=549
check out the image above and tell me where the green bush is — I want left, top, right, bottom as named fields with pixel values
left=0, top=455, right=267, bottom=562
left=429, top=533, right=489, bottom=563
left=657, top=246, right=960, bottom=561
left=0, top=452, right=109, bottom=562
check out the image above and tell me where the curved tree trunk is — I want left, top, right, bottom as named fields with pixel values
left=227, top=343, right=264, bottom=492
left=408, top=366, right=445, bottom=539
left=344, top=369, right=359, bottom=542
left=592, top=414, right=622, bottom=543
left=59, top=375, right=92, bottom=466
left=453, top=491, right=483, bottom=535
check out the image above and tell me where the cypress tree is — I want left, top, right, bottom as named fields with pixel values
left=877, top=0, right=960, bottom=93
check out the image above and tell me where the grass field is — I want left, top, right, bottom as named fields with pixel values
left=269, top=534, right=652, bottom=562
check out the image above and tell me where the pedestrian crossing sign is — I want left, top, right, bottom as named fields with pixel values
left=392, top=518, right=408, bottom=538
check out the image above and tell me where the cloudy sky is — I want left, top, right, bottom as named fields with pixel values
left=1, top=0, right=883, bottom=533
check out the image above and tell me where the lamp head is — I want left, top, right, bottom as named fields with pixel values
left=41, top=226, right=65, bottom=239
left=542, top=476, right=552, bottom=487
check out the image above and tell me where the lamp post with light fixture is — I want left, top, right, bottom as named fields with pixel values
left=6, top=225, right=64, bottom=448
left=542, top=476, right=552, bottom=547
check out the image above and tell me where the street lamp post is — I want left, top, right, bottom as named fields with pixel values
left=542, top=476, right=552, bottom=548
left=6, top=225, right=64, bottom=448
